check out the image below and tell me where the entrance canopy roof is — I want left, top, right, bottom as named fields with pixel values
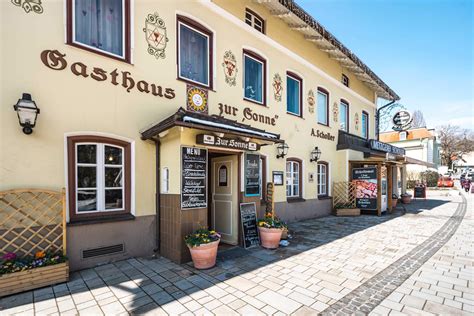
left=141, top=108, right=283, bottom=143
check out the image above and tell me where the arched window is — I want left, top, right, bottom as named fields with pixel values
left=67, top=135, right=132, bottom=222
left=317, top=161, right=329, bottom=197
left=286, top=158, right=302, bottom=199
left=317, top=87, right=329, bottom=126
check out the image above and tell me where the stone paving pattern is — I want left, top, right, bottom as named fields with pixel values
left=0, top=190, right=471, bottom=315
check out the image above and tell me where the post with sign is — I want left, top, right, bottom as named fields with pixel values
left=266, top=182, right=274, bottom=218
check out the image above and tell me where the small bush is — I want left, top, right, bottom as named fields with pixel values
left=420, top=170, right=439, bottom=187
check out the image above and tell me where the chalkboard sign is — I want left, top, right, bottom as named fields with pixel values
left=181, top=146, right=207, bottom=209
left=414, top=186, right=426, bottom=198
left=245, top=153, right=260, bottom=196
left=240, top=202, right=260, bottom=248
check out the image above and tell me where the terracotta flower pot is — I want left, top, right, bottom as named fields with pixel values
left=258, top=227, right=283, bottom=249
left=401, top=195, right=411, bottom=204
left=187, top=239, right=220, bottom=270
left=391, top=199, right=398, bottom=208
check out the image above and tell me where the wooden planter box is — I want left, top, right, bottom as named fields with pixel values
left=0, top=262, right=69, bottom=297
left=335, top=208, right=361, bottom=216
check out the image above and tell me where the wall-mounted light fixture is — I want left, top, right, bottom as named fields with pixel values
left=13, top=93, right=40, bottom=135
left=310, top=146, right=322, bottom=163
left=276, top=142, right=289, bottom=159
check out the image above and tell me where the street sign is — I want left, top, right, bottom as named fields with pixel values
left=392, top=110, right=412, bottom=131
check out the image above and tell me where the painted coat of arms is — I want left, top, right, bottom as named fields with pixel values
left=333, top=102, right=339, bottom=122
left=355, top=113, right=360, bottom=130
left=11, top=0, right=43, bottom=14
left=222, top=51, right=237, bottom=86
left=143, top=13, right=169, bottom=59
left=272, top=73, right=283, bottom=102
left=307, top=89, right=315, bottom=114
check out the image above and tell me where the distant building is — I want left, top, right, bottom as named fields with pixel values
left=453, top=152, right=474, bottom=172
left=380, top=128, right=440, bottom=172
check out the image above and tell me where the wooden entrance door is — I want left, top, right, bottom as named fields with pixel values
left=211, top=155, right=238, bottom=245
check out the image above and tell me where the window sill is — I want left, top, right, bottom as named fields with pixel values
left=318, top=195, right=332, bottom=200
left=287, top=197, right=306, bottom=203
left=177, top=77, right=214, bottom=91
left=286, top=111, right=304, bottom=119
left=243, top=97, right=266, bottom=107
left=317, top=122, right=330, bottom=128
left=68, top=213, right=135, bottom=226
left=66, top=42, right=131, bottom=64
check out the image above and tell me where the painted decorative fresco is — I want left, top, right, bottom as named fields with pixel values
left=187, top=85, right=208, bottom=114
left=333, top=102, right=339, bottom=122
left=143, top=13, right=169, bottom=59
left=11, top=0, right=43, bottom=14
left=272, top=73, right=283, bottom=102
left=307, top=89, right=315, bottom=114
left=355, top=112, right=360, bottom=130
left=222, top=51, right=237, bottom=86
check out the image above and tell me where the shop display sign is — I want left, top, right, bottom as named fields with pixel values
left=245, top=153, right=260, bottom=197
left=181, top=146, right=207, bottom=209
left=196, top=134, right=259, bottom=151
left=272, top=171, right=284, bottom=185
left=369, top=140, right=405, bottom=156
left=392, top=110, right=413, bottom=131
left=352, top=167, right=378, bottom=210
left=240, top=202, right=260, bottom=249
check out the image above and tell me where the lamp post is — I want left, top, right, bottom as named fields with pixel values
left=310, top=146, right=321, bottom=163
left=276, top=142, right=289, bottom=159
left=13, top=93, right=40, bottom=135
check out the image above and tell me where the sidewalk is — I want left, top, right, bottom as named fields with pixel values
left=0, top=190, right=470, bottom=315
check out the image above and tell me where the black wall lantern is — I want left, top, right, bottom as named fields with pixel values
left=310, top=146, right=322, bottom=163
left=276, top=142, right=289, bottom=159
left=13, top=93, right=40, bottom=135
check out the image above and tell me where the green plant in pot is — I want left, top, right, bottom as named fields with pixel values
left=257, top=212, right=285, bottom=249
left=184, top=228, right=221, bottom=269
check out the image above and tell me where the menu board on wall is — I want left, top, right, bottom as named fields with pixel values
left=181, top=146, right=207, bottom=209
left=240, top=202, right=260, bottom=249
left=352, top=167, right=378, bottom=210
left=245, top=153, right=260, bottom=197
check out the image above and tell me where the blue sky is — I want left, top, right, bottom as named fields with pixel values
left=296, top=0, right=473, bottom=129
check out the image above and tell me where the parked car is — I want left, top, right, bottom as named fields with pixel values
left=438, top=176, right=454, bottom=187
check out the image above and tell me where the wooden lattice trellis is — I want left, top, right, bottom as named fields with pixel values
left=332, top=181, right=357, bottom=209
left=0, top=189, right=66, bottom=258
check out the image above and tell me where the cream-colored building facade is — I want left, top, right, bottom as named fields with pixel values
left=1, top=0, right=399, bottom=269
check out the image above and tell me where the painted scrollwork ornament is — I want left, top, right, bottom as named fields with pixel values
left=307, top=89, right=315, bottom=114
left=333, top=101, right=339, bottom=123
left=143, top=13, right=169, bottom=59
left=272, top=73, right=283, bottom=102
left=222, top=51, right=237, bottom=86
left=11, top=0, right=43, bottom=14
left=355, top=112, right=360, bottom=130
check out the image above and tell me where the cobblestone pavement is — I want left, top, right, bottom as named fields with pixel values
left=0, top=190, right=471, bottom=315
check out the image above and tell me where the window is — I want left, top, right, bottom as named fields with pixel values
left=317, top=87, right=329, bottom=126
left=67, top=135, right=132, bottom=222
left=67, top=0, right=131, bottom=62
left=317, top=162, right=328, bottom=197
left=286, top=72, right=302, bottom=116
left=245, top=9, right=265, bottom=34
left=162, top=167, right=169, bottom=193
left=342, top=74, right=349, bottom=87
left=286, top=159, right=302, bottom=198
left=339, top=99, right=349, bottom=132
left=177, top=16, right=213, bottom=88
left=243, top=50, right=266, bottom=105
left=399, top=131, right=407, bottom=141
left=362, top=111, right=369, bottom=139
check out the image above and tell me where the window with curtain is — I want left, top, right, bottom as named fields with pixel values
left=287, top=73, right=302, bottom=116
left=178, top=18, right=211, bottom=87
left=339, top=100, right=349, bottom=131
left=286, top=160, right=301, bottom=198
left=244, top=51, right=265, bottom=104
left=317, top=88, right=329, bottom=125
left=362, top=111, right=369, bottom=139
left=71, top=0, right=126, bottom=59
left=317, top=162, right=328, bottom=197
left=67, top=135, right=132, bottom=222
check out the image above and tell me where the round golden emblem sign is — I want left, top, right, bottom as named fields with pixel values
left=187, top=88, right=207, bottom=111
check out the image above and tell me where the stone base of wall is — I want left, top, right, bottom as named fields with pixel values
left=275, top=198, right=332, bottom=223
left=67, top=215, right=156, bottom=272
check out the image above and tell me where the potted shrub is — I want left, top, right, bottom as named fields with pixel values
left=334, top=203, right=360, bottom=216
left=392, top=194, right=399, bottom=208
left=401, top=193, right=412, bottom=204
left=184, top=228, right=221, bottom=270
left=257, top=213, right=284, bottom=249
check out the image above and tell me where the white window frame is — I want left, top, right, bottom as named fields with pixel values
left=245, top=9, right=264, bottom=33
left=339, top=101, right=348, bottom=132
left=243, top=52, right=265, bottom=105
left=286, top=73, right=301, bottom=116
left=286, top=161, right=300, bottom=198
left=71, top=0, right=127, bottom=59
left=317, top=163, right=328, bottom=196
left=177, top=21, right=211, bottom=88
left=399, top=131, right=407, bottom=141
left=75, top=143, right=125, bottom=214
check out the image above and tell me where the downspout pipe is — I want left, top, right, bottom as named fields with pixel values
left=376, top=100, right=396, bottom=140
left=153, top=138, right=161, bottom=253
